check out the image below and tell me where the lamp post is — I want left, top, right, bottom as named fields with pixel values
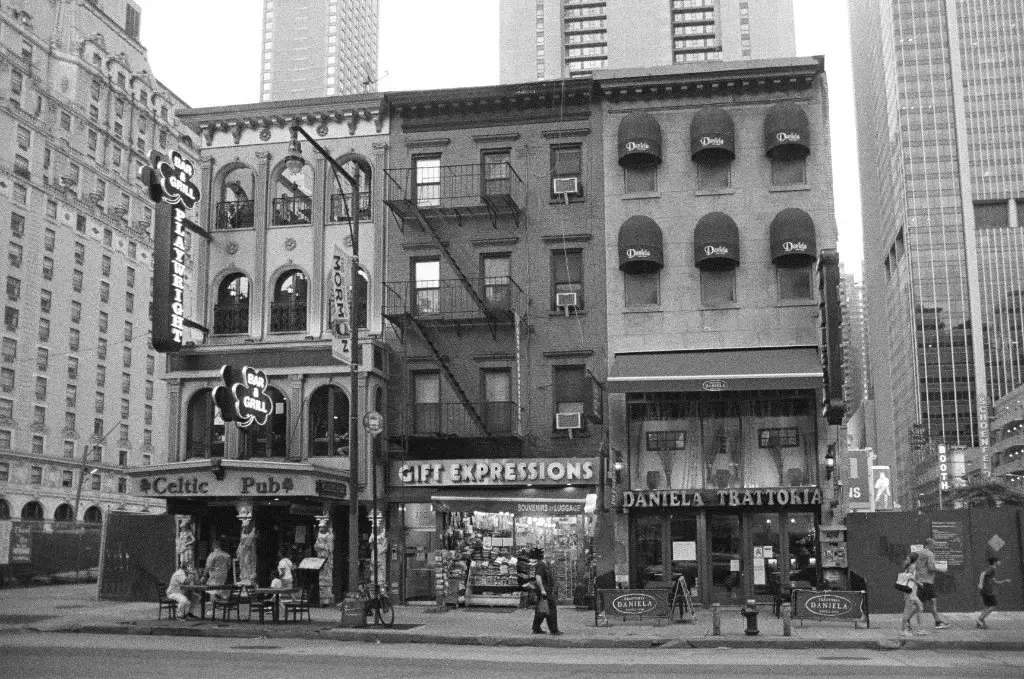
left=284, top=125, right=363, bottom=621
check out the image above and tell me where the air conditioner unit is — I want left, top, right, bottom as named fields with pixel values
left=552, top=176, right=579, bottom=203
left=556, top=411, right=582, bottom=431
left=555, top=291, right=578, bottom=317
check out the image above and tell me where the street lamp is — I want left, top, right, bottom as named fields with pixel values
left=285, top=125, right=364, bottom=621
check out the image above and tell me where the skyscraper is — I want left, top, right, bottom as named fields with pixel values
left=850, top=0, right=1024, bottom=507
left=260, top=0, right=379, bottom=101
left=500, top=0, right=796, bottom=83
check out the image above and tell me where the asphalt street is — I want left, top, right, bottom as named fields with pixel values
left=1, top=634, right=1023, bottom=679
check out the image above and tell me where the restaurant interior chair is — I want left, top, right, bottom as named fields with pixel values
left=157, top=583, right=177, bottom=620
left=283, top=588, right=311, bottom=623
left=247, top=589, right=275, bottom=623
left=211, top=585, right=243, bottom=621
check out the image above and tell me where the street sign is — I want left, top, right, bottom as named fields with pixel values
left=363, top=410, right=384, bottom=437
left=331, top=245, right=352, bottom=364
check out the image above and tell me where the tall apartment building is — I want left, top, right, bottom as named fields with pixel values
left=0, top=1, right=197, bottom=523
left=500, top=0, right=796, bottom=82
left=841, top=272, right=874, bottom=450
left=850, top=0, right=1024, bottom=507
left=260, top=0, right=379, bottom=101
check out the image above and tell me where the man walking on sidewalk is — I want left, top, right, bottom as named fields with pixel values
left=531, top=547, right=562, bottom=635
left=910, top=538, right=950, bottom=629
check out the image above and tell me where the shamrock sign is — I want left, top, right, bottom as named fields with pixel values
left=213, top=365, right=273, bottom=429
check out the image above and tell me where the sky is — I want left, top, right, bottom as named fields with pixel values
left=137, top=0, right=862, bottom=270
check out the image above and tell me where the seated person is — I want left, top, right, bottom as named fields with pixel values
left=167, top=563, right=198, bottom=619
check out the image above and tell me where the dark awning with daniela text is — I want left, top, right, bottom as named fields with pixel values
left=690, top=107, right=736, bottom=162
left=769, top=208, right=818, bottom=265
left=693, top=212, right=740, bottom=270
left=618, top=112, right=663, bottom=169
left=764, top=102, right=810, bottom=160
left=608, top=347, right=823, bottom=393
left=618, top=216, right=664, bottom=274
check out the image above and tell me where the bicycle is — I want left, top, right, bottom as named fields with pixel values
left=359, top=582, right=395, bottom=627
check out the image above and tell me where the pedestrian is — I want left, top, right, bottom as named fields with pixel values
left=899, top=553, right=926, bottom=636
left=906, top=538, right=950, bottom=629
left=531, top=547, right=562, bottom=635
left=977, top=557, right=1011, bottom=629
left=167, top=562, right=198, bottom=619
left=277, top=547, right=295, bottom=589
left=203, top=539, right=232, bottom=602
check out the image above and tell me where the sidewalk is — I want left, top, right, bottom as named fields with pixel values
left=2, top=584, right=1023, bottom=651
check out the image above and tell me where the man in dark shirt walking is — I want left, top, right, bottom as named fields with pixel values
left=531, top=547, right=562, bottom=635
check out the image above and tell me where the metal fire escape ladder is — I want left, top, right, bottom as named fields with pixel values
left=406, top=314, right=492, bottom=440
left=409, top=209, right=490, bottom=318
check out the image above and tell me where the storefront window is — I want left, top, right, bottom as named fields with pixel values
left=788, top=513, right=818, bottom=588
left=239, top=387, right=286, bottom=458
left=186, top=389, right=225, bottom=459
left=670, top=515, right=698, bottom=590
left=708, top=513, right=741, bottom=603
left=749, top=512, right=781, bottom=601
left=635, top=514, right=664, bottom=587
left=308, top=385, right=349, bottom=457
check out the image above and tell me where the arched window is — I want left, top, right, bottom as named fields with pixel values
left=329, top=157, right=371, bottom=222
left=186, top=389, right=225, bottom=459
left=84, top=505, right=103, bottom=523
left=272, top=162, right=313, bottom=225
left=0, top=498, right=10, bottom=520
left=21, top=501, right=44, bottom=520
left=239, top=386, right=287, bottom=458
left=271, top=269, right=307, bottom=332
left=213, top=273, right=250, bottom=334
left=308, top=385, right=349, bottom=457
left=54, top=503, right=75, bottom=522
left=217, top=166, right=256, bottom=229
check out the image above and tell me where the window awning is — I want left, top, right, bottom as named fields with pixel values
left=693, top=212, right=740, bottom=270
left=764, top=102, right=810, bottom=160
left=769, top=208, right=817, bottom=265
left=690, top=107, right=736, bottom=162
left=609, top=347, right=823, bottom=393
left=618, top=215, right=664, bottom=274
left=618, top=111, right=662, bottom=169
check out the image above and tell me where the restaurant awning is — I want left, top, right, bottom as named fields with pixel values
left=769, top=208, right=817, bottom=265
left=618, top=215, right=664, bottom=274
left=618, top=111, right=663, bottom=169
left=693, top=212, right=740, bottom=270
left=690, top=106, right=736, bottom=162
left=764, top=102, right=810, bottom=160
left=608, top=346, right=824, bottom=393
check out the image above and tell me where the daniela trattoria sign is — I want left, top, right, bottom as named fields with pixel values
left=620, top=487, right=822, bottom=508
left=392, top=457, right=598, bottom=487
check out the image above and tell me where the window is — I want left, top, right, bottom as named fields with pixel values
left=97, top=338, right=107, bottom=360
left=10, top=69, right=23, bottom=107
left=64, top=412, right=75, bottom=432
left=33, top=405, right=45, bottom=426
left=91, top=473, right=101, bottom=490
left=96, top=365, right=106, bottom=387
left=624, top=165, right=657, bottom=193
left=30, top=466, right=43, bottom=484
left=31, top=435, right=44, bottom=455
left=144, top=404, right=152, bottom=425
left=36, top=347, right=48, bottom=371
left=697, top=160, right=731, bottom=191
left=66, top=384, right=77, bottom=407
left=119, top=423, right=129, bottom=444
left=117, top=477, right=127, bottom=493
left=44, top=228, right=55, bottom=251
left=482, top=254, right=511, bottom=308
left=10, top=212, right=25, bottom=238
left=74, top=242, right=85, bottom=265
left=553, top=365, right=587, bottom=432
left=483, top=369, right=513, bottom=434
left=551, top=249, right=584, bottom=310
left=145, top=380, right=154, bottom=399
left=71, top=301, right=81, bottom=323
left=4, top=306, right=18, bottom=332
left=69, top=328, right=80, bottom=351
left=551, top=145, right=583, bottom=198
left=99, top=311, right=108, bottom=334
left=1, top=338, right=14, bottom=363
left=73, top=270, right=83, bottom=292
left=104, top=227, right=113, bottom=247
left=16, top=125, right=31, bottom=151
left=270, top=270, right=307, bottom=332
left=12, top=184, right=27, bottom=205
left=771, top=157, right=806, bottom=186
left=213, top=274, right=250, bottom=334
left=63, top=440, right=75, bottom=458
left=0, top=461, right=7, bottom=481
left=62, top=470, right=74, bottom=488
left=625, top=272, right=660, bottom=306
left=125, top=4, right=141, bottom=40
left=124, top=321, right=133, bottom=342
left=67, top=356, right=78, bottom=380
left=13, top=154, right=30, bottom=180
left=121, top=399, right=130, bottom=419
left=100, top=281, right=110, bottom=303
left=95, top=392, right=105, bottom=413
left=60, top=111, right=71, bottom=131
left=35, top=376, right=46, bottom=400
left=777, top=264, right=813, bottom=300
left=9, top=242, right=22, bottom=268
left=239, top=387, right=287, bottom=459
left=413, top=259, right=441, bottom=315
left=76, top=214, right=87, bottom=233
left=6, top=276, right=20, bottom=302
left=0, top=368, right=13, bottom=393
left=125, top=292, right=134, bottom=313
left=93, top=419, right=104, bottom=437
left=42, top=256, right=53, bottom=280
left=121, top=372, right=131, bottom=395
left=413, top=156, right=441, bottom=207
left=88, top=129, right=98, bottom=151
left=146, top=355, right=154, bottom=375
left=482, top=150, right=512, bottom=197
left=46, top=201, right=57, bottom=221
left=102, top=255, right=111, bottom=277
left=413, top=372, right=441, bottom=434
left=127, top=267, right=136, bottom=288
left=0, top=398, right=9, bottom=420
left=700, top=268, right=736, bottom=307
left=122, top=346, right=132, bottom=368
left=186, top=390, right=225, bottom=459
left=38, top=318, right=50, bottom=342
left=974, top=201, right=1009, bottom=229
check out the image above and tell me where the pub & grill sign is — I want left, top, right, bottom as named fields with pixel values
left=214, top=365, right=273, bottom=428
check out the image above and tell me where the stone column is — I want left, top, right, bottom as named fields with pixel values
left=314, top=508, right=335, bottom=605
left=235, top=502, right=256, bottom=585
left=175, top=515, right=196, bottom=568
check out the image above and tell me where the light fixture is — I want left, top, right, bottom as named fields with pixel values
left=824, top=446, right=836, bottom=481
left=283, top=130, right=305, bottom=174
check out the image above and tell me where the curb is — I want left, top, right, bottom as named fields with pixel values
left=52, top=624, right=1024, bottom=651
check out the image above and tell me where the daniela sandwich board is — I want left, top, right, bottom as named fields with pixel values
left=597, top=588, right=672, bottom=626
left=791, top=589, right=869, bottom=628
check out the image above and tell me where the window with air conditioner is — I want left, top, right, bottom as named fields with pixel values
left=551, top=249, right=584, bottom=311
left=550, top=144, right=582, bottom=200
left=553, top=365, right=587, bottom=433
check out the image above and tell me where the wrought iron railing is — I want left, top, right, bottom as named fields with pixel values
left=329, top=192, right=370, bottom=222
left=213, top=303, right=249, bottom=335
left=383, top=162, right=522, bottom=216
left=216, top=200, right=255, bottom=229
left=383, top=277, right=524, bottom=322
left=272, top=197, right=312, bottom=225
left=270, top=301, right=306, bottom=332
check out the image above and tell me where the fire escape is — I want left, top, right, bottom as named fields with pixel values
left=383, top=162, right=526, bottom=443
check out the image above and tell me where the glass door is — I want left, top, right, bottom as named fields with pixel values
left=670, top=515, right=698, bottom=596
left=749, top=512, right=782, bottom=603
left=707, top=512, right=742, bottom=604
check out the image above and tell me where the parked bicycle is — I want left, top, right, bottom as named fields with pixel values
left=359, top=582, right=394, bottom=627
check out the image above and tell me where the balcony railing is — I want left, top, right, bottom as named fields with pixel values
left=272, top=197, right=312, bottom=225
left=383, top=162, right=522, bottom=227
left=213, top=303, right=250, bottom=335
left=217, top=200, right=255, bottom=229
left=384, top=277, right=524, bottom=324
left=270, top=301, right=306, bottom=332
left=408, top=401, right=518, bottom=438
left=329, top=193, right=370, bottom=222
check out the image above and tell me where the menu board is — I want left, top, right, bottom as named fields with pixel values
left=930, top=520, right=966, bottom=568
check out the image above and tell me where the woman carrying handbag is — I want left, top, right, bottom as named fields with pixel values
left=898, top=552, right=926, bottom=636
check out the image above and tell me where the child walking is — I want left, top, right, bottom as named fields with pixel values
left=977, top=557, right=1010, bottom=629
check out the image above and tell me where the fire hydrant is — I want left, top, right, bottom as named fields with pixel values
left=740, top=599, right=760, bottom=635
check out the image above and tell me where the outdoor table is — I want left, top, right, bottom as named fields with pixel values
left=183, top=585, right=234, bottom=620
left=249, top=587, right=302, bottom=623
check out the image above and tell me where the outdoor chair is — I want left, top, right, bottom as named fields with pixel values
left=247, top=590, right=275, bottom=623
left=211, top=585, right=242, bottom=621
left=283, top=588, right=311, bottom=623
left=157, top=583, right=177, bottom=620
